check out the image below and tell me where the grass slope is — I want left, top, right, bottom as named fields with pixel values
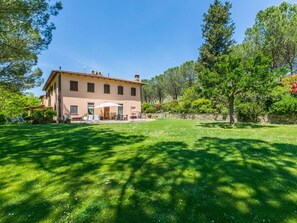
left=0, top=119, right=297, bottom=223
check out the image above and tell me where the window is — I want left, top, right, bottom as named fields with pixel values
left=70, top=81, right=78, bottom=91
left=118, top=86, right=124, bottom=95
left=70, top=105, right=78, bottom=114
left=50, top=86, right=53, bottom=95
left=131, top=87, right=136, bottom=96
left=104, top=84, right=110, bottom=94
left=87, top=82, right=95, bottom=92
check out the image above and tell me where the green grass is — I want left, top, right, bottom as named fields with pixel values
left=0, top=119, right=297, bottom=223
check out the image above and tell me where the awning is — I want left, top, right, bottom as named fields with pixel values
left=94, top=102, right=122, bottom=108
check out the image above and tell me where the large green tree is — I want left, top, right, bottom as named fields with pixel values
left=152, top=75, right=166, bottom=104
left=0, top=86, right=40, bottom=117
left=180, top=61, right=197, bottom=88
left=164, top=67, right=183, bottom=100
left=198, top=0, right=235, bottom=70
left=245, top=2, right=297, bottom=74
left=199, top=50, right=279, bottom=125
left=0, top=0, right=62, bottom=89
left=141, top=79, right=155, bottom=103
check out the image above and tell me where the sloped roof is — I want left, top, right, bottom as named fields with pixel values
left=42, top=70, right=144, bottom=91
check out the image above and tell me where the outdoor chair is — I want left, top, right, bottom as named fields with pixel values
left=16, top=116, right=25, bottom=124
left=87, top=115, right=94, bottom=122
left=5, top=117, right=12, bottom=124
left=94, top=114, right=100, bottom=122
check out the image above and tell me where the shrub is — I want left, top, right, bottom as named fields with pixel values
left=191, top=98, right=214, bottom=113
left=281, top=74, right=297, bottom=88
left=31, top=109, right=57, bottom=124
left=162, top=100, right=181, bottom=113
left=0, top=114, right=5, bottom=124
left=237, top=102, right=265, bottom=122
left=269, top=95, right=297, bottom=115
left=290, top=81, right=297, bottom=96
left=141, top=102, right=156, bottom=113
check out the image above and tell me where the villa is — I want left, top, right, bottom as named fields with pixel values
left=41, top=70, right=144, bottom=121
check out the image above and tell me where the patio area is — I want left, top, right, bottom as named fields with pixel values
left=71, top=117, right=155, bottom=124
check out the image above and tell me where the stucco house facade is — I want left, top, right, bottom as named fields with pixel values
left=41, top=70, right=144, bottom=121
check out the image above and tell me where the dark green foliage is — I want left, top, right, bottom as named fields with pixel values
left=198, top=0, right=235, bottom=70
left=237, top=102, right=265, bottom=122
left=269, top=95, right=297, bottom=115
left=31, top=109, right=57, bottom=124
left=141, top=61, right=197, bottom=103
left=199, top=51, right=277, bottom=124
left=0, top=114, right=5, bottom=124
left=0, top=0, right=62, bottom=89
left=244, top=2, right=297, bottom=74
left=191, top=98, right=214, bottom=113
left=0, top=85, right=40, bottom=117
left=163, top=67, right=183, bottom=100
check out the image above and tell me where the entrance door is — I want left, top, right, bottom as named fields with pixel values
left=104, top=107, right=110, bottom=119
left=88, top=103, right=94, bottom=119
left=118, top=104, right=123, bottom=115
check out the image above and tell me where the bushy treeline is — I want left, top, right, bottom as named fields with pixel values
left=142, top=1, right=297, bottom=124
left=142, top=61, right=197, bottom=103
left=0, top=84, right=57, bottom=124
left=142, top=75, right=297, bottom=121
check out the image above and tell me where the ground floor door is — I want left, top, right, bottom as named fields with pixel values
left=118, top=104, right=123, bottom=115
left=88, top=103, right=94, bottom=119
left=104, top=107, right=110, bottom=119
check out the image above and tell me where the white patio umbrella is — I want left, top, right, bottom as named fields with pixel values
left=95, top=102, right=122, bottom=108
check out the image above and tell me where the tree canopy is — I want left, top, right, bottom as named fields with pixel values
left=198, top=0, right=235, bottom=70
left=0, top=0, right=62, bottom=89
left=245, top=1, right=297, bottom=74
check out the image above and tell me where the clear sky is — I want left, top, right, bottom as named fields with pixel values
left=30, top=0, right=297, bottom=96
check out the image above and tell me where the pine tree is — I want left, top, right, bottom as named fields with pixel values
left=198, top=0, right=235, bottom=70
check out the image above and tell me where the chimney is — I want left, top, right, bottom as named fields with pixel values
left=134, top=74, right=140, bottom=82
left=91, top=70, right=95, bottom=75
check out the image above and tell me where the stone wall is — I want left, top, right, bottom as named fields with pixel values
left=150, top=113, right=297, bottom=124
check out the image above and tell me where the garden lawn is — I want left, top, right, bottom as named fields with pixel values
left=0, top=119, right=297, bottom=223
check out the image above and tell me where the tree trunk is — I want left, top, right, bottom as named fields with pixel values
left=158, top=95, right=162, bottom=104
left=228, top=95, right=235, bottom=125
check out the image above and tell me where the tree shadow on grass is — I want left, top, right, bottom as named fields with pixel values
left=0, top=124, right=146, bottom=223
left=196, top=121, right=276, bottom=129
left=101, top=138, right=297, bottom=223
left=1, top=124, right=297, bottom=222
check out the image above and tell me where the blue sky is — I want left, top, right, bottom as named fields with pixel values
left=31, top=0, right=297, bottom=96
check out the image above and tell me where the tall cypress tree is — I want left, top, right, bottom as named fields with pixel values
left=198, top=0, right=235, bottom=70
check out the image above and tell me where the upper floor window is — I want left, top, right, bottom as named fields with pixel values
left=104, top=84, right=110, bottom=94
left=131, top=87, right=136, bottom=96
left=50, top=86, right=53, bottom=95
left=70, top=81, right=78, bottom=91
left=87, top=82, right=95, bottom=92
left=118, top=86, right=124, bottom=95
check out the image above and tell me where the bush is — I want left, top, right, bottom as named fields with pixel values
left=191, top=98, right=214, bottom=113
left=162, top=100, right=181, bottom=113
left=269, top=95, right=297, bottom=115
left=281, top=74, right=297, bottom=88
left=141, top=102, right=156, bottom=113
left=0, top=114, right=5, bottom=124
left=237, top=102, right=265, bottom=122
left=31, top=109, right=57, bottom=124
